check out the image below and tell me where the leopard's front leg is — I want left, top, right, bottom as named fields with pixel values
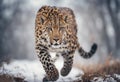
left=61, top=50, right=75, bottom=76
left=36, top=45, right=59, bottom=82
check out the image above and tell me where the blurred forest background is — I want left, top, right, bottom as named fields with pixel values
left=0, top=0, right=120, bottom=64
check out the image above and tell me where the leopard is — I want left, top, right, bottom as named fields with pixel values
left=35, top=6, right=97, bottom=82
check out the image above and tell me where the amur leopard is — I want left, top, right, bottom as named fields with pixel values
left=35, top=6, right=97, bottom=82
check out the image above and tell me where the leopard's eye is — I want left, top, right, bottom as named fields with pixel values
left=59, top=27, right=64, bottom=31
left=47, top=27, right=52, bottom=32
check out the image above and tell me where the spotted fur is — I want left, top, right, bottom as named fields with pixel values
left=35, top=6, right=97, bottom=81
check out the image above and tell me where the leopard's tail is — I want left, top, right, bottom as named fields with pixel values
left=78, top=43, right=97, bottom=59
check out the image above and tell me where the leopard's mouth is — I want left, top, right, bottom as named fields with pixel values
left=51, top=43, right=61, bottom=48
left=54, top=43, right=59, bottom=46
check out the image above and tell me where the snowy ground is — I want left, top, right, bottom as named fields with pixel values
left=0, top=58, right=120, bottom=82
left=91, top=74, right=120, bottom=82
left=0, top=59, right=83, bottom=82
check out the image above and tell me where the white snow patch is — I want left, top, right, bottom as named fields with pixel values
left=91, top=75, right=119, bottom=82
left=92, top=77, right=103, bottom=82
left=0, top=59, right=83, bottom=82
left=114, top=74, right=120, bottom=80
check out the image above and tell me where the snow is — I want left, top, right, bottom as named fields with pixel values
left=92, top=77, right=104, bottom=82
left=91, top=74, right=120, bottom=82
left=114, top=74, right=120, bottom=80
left=0, top=58, right=119, bottom=82
left=0, top=59, right=83, bottom=82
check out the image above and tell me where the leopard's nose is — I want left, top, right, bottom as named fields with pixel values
left=53, top=38, right=59, bottom=42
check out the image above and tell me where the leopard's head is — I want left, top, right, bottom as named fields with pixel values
left=36, top=6, right=77, bottom=47
left=43, top=14, right=66, bottom=46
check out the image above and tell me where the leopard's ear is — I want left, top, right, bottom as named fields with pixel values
left=36, top=6, right=49, bottom=25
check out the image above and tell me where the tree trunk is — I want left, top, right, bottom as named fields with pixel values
left=106, top=0, right=120, bottom=56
